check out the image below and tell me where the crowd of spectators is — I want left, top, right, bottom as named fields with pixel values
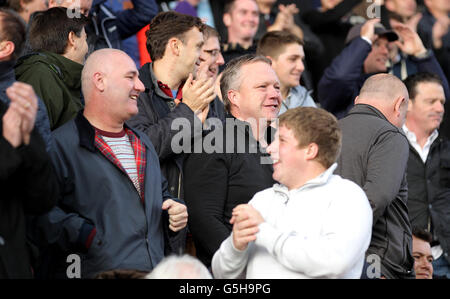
left=0, top=0, right=449, bottom=280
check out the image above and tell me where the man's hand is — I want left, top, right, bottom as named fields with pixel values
left=196, top=105, right=210, bottom=124
left=182, top=73, right=215, bottom=115
left=405, top=12, right=422, bottom=32
left=162, top=199, right=188, bottom=232
left=432, top=17, right=449, bottom=50
left=361, top=18, right=381, bottom=43
left=393, top=22, right=427, bottom=57
left=2, top=82, right=38, bottom=147
left=2, top=102, right=23, bottom=148
left=268, top=4, right=300, bottom=35
left=230, top=204, right=264, bottom=251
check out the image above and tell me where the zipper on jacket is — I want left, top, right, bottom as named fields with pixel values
left=178, top=173, right=182, bottom=199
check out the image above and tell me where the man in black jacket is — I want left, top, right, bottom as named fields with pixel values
left=127, top=11, right=215, bottom=200
left=336, top=73, right=414, bottom=279
left=183, top=54, right=280, bottom=267
left=0, top=82, right=59, bottom=278
left=403, top=72, right=450, bottom=278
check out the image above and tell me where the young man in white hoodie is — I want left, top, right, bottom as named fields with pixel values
left=212, top=107, right=373, bottom=279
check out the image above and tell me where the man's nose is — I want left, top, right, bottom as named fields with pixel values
left=135, top=78, right=145, bottom=92
left=217, top=52, right=225, bottom=66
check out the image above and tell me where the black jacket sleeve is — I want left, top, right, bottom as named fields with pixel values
left=318, top=37, right=371, bottom=114
left=183, top=151, right=232, bottom=264
left=0, top=101, right=58, bottom=215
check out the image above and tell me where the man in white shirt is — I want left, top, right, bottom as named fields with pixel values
left=212, top=107, right=373, bottom=279
left=403, top=72, right=450, bottom=279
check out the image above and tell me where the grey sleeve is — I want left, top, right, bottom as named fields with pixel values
left=363, top=131, right=409, bottom=223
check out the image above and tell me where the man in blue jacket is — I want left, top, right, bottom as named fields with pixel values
left=318, top=18, right=449, bottom=119
left=36, top=49, right=188, bottom=278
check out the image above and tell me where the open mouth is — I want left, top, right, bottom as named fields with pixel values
left=208, top=67, right=217, bottom=75
left=130, top=95, right=138, bottom=100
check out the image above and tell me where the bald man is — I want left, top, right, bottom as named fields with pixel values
left=36, top=49, right=188, bottom=278
left=335, top=74, right=414, bottom=279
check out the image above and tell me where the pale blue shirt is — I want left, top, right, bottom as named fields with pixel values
left=279, top=85, right=316, bottom=116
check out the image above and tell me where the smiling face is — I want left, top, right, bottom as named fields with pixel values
left=364, top=36, right=390, bottom=74
left=178, top=27, right=204, bottom=79
left=267, top=125, right=307, bottom=189
left=224, top=0, right=259, bottom=43
left=413, top=236, right=434, bottom=279
left=104, top=53, right=145, bottom=122
left=230, top=61, right=281, bottom=122
left=271, top=43, right=305, bottom=91
left=198, top=36, right=225, bottom=80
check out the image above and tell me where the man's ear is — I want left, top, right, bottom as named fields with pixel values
left=67, top=31, right=76, bottom=48
left=394, top=95, right=406, bottom=114
left=93, top=71, right=105, bottom=92
left=227, top=89, right=239, bottom=107
left=223, top=13, right=231, bottom=27
left=305, top=143, right=319, bottom=161
left=0, top=41, right=15, bottom=60
left=354, top=95, right=360, bottom=105
left=168, top=37, right=181, bottom=56
left=266, top=55, right=275, bottom=66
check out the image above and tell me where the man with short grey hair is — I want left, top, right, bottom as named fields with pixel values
left=184, top=54, right=281, bottom=268
left=146, top=254, right=212, bottom=279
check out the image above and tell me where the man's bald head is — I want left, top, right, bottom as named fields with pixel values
left=357, top=74, right=409, bottom=127
left=358, top=74, right=409, bottom=103
left=81, top=48, right=144, bottom=131
left=81, top=49, right=132, bottom=100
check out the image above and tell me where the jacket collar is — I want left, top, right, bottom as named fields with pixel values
left=347, top=103, right=390, bottom=123
left=273, top=163, right=338, bottom=196
left=347, top=103, right=407, bottom=137
left=74, top=110, right=141, bottom=152
left=139, top=62, right=176, bottom=100
left=139, top=62, right=153, bottom=91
